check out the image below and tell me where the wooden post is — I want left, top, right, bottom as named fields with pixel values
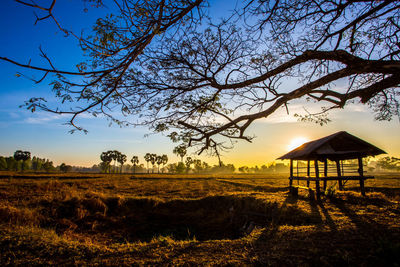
left=358, top=157, right=365, bottom=196
left=289, top=159, right=293, bottom=190
left=323, top=158, right=328, bottom=191
left=336, top=160, right=343, bottom=190
left=315, top=160, right=320, bottom=199
left=306, top=160, right=310, bottom=187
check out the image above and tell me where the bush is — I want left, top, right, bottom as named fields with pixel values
left=324, top=185, right=336, bottom=198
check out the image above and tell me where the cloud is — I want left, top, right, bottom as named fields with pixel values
left=337, top=103, right=368, bottom=113
left=8, top=112, right=20, bottom=119
left=94, top=138, right=143, bottom=144
left=24, top=113, right=67, bottom=124
left=261, top=114, right=298, bottom=124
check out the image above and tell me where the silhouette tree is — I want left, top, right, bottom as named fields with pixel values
left=100, top=151, right=112, bottom=173
left=202, top=161, right=210, bottom=173
left=4, top=1, right=399, bottom=157
left=377, top=156, right=400, bottom=171
left=0, top=157, right=6, bottom=170
left=185, top=156, right=193, bottom=174
left=156, top=155, right=163, bottom=173
left=238, top=166, right=249, bottom=173
left=13, top=150, right=31, bottom=172
left=193, top=159, right=202, bottom=173
left=3, top=0, right=204, bottom=133
left=43, top=160, right=54, bottom=173
left=150, top=153, right=157, bottom=173
left=5, top=157, right=17, bottom=171
left=173, top=145, right=187, bottom=162
left=144, top=153, right=152, bottom=173
left=110, top=150, right=120, bottom=173
left=131, top=155, right=139, bottom=174
left=161, top=154, right=168, bottom=173
left=59, top=163, right=72, bottom=173
left=31, top=157, right=46, bottom=172
left=117, top=153, right=127, bottom=173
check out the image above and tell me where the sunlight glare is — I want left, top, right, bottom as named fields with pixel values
left=287, top=137, right=309, bottom=151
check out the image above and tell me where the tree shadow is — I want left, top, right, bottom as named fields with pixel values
left=365, top=186, right=400, bottom=199
left=38, top=194, right=317, bottom=242
left=329, top=197, right=385, bottom=232
left=216, top=179, right=289, bottom=193
left=248, top=193, right=400, bottom=266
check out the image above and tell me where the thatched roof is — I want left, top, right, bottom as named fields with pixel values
left=278, top=131, right=386, bottom=161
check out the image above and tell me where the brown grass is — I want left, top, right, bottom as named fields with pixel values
left=0, top=172, right=399, bottom=265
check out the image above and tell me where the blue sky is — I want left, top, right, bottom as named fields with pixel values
left=0, top=1, right=399, bottom=167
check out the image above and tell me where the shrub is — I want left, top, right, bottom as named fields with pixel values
left=325, top=185, right=336, bottom=198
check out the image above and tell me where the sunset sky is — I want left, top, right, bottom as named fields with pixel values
left=1, top=1, right=399, bottom=167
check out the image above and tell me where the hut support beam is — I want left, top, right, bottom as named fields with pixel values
left=315, top=160, right=320, bottom=199
left=289, top=159, right=293, bottom=193
left=336, top=160, right=343, bottom=190
left=307, top=160, right=310, bottom=187
left=323, top=159, right=328, bottom=191
left=358, top=157, right=365, bottom=196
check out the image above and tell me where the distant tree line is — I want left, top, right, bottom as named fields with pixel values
left=4, top=148, right=397, bottom=175
left=99, top=150, right=127, bottom=174
left=94, top=147, right=292, bottom=174
left=375, top=157, right=400, bottom=172
left=99, top=150, right=169, bottom=174
left=0, top=150, right=56, bottom=173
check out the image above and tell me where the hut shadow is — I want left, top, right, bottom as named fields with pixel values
left=252, top=193, right=336, bottom=244
left=329, top=197, right=385, bottom=232
left=283, top=188, right=338, bottom=231
left=314, top=200, right=337, bottom=232
left=336, top=188, right=395, bottom=206
left=365, top=186, right=400, bottom=200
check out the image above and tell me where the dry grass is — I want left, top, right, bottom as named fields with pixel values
left=0, top=172, right=399, bottom=265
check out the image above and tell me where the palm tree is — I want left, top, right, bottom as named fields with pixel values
left=150, top=153, right=157, bottom=173
left=144, top=153, right=152, bottom=173
left=185, top=156, right=193, bottom=174
left=156, top=155, right=163, bottom=173
left=100, top=151, right=112, bottom=173
left=173, top=145, right=187, bottom=162
left=117, top=153, right=127, bottom=173
left=14, top=150, right=31, bottom=172
left=193, top=159, right=202, bottom=173
left=161, top=154, right=168, bottom=173
left=131, top=156, right=139, bottom=174
left=111, top=150, right=119, bottom=173
left=14, top=150, right=24, bottom=171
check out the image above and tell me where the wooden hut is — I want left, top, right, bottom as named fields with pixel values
left=278, top=131, right=386, bottom=197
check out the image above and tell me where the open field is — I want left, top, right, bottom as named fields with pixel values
left=0, top=172, right=399, bottom=265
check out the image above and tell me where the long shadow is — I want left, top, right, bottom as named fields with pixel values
left=130, top=176, right=216, bottom=180
left=251, top=193, right=327, bottom=244
left=288, top=193, right=337, bottom=231
left=317, top=201, right=337, bottom=231
left=365, top=186, right=400, bottom=199
left=330, top=197, right=385, bottom=233
left=216, top=179, right=288, bottom=193
left=38, top=194, right=318, bottom=243
left=337, top=188, right=394, bottom=207
left=248, top=192, right=400, bottom=265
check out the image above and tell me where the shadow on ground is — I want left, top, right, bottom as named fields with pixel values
left=34, top=194, right=320, bottom=242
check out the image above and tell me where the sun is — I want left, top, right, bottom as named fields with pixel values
left=287, top=137, right=309, bottom=151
